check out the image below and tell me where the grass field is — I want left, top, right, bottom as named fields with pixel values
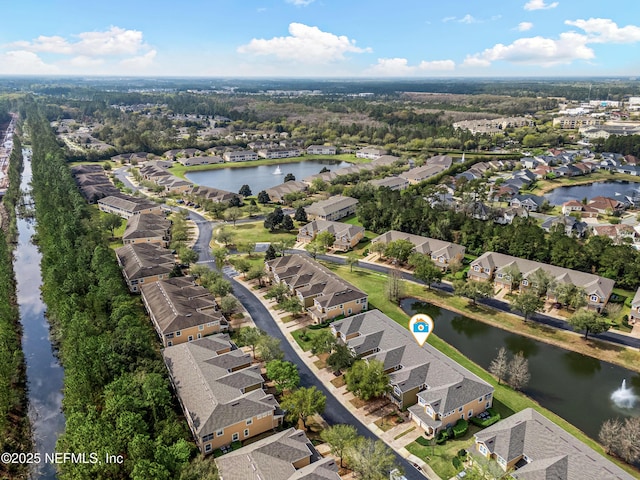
left=220, top=221, right=298, bottom=245
left=316, top=261, right=640, bottom=478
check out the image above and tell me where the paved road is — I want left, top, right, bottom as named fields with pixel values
left=189, top=213, right=427, bottom=479
left=301, top=250, right=640, bottom=350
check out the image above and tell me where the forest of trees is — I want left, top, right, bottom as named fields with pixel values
left=27, top=106, right=214, bottom=480
left=356, top=187, right=640, bottom=290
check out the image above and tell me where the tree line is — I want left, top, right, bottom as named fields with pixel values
left=27, top=104, right=217, bottom=480
left=356, top=187, right=640, bottom=290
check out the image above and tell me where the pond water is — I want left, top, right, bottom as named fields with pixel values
left=543, top=180, right=640, bottom=205
left=185, top=159, right=352, bottom=194
left=401, top=299, right=640, bottom=441
left=15, top=149, right=65, bottom=479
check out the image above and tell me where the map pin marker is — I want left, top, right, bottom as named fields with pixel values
left=409, top=314, right=434, bottom=347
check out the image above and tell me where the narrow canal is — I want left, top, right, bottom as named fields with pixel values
left=401, top=299, right=640, bottom=441
left=15, top=148, right=64, bottom=479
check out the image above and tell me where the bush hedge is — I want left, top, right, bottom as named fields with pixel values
left=452, top=419, right=469, bottom=438
left=470, top=408, right=501, bottom=428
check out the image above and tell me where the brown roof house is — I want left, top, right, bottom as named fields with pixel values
left=98, top=194, right=162, bottom=219
left=304, top=195, right=358, bottom=221
left=162, top=335, right=283, bottom=454
left=332, top=310, right=493, bottom=435
left=297, top=220, right=365, bottom=252
left=114, top=243, right=175, bottom=292
left=216, top=428, right=340, bottom=480
left=122, top=212, right=171, bottom=247
left=265, top=254, right=367, bottom=323
left=265, top=181, right=308, bottom=203
left=469, top=252, right=615, bottom=312
left=371, top=230, right=465, bottom=270
left=474, top=408, right=635, bottom=480
left=140, top=276, right=228, bottom=346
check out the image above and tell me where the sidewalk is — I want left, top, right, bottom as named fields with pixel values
left=235, top=276, right=441, bottom=480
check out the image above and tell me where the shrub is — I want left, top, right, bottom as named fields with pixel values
left=452, top=456, right=462, bottom=469
left=436, top=430, right=449, bottom=444
left=452, top=419, right=469, bottom=438
left=470, top=408, right=501, bottom=428
left=458, top=449, right=467, bottom=458
left=416, top=436, right=431, bottom=447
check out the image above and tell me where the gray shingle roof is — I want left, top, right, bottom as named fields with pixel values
left=162, top=336, right=277, bottom=436
left=304, top=195, right=358, bottom=217
left=475, top=408, right=635, bottom=480
left=114, top=243, right=175, bottom=282
left=123, top=212, right=171, bottom=241
left=371, top=230, right=465, bottom=262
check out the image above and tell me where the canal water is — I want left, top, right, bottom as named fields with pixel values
left=15, top=149, right=64, bottom=479
left=185, top=159, right=351, bottom=193
left=401, top=299, right=640, bottom=441
left=543, top=180, right=640, bottom=205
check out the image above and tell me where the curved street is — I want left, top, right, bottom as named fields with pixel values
left=188, top=209, right=428, bottom=479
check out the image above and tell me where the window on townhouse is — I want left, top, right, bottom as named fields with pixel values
left=522, top=280, right=529, bottom=286
left=205, top=444, right=212, bottom=453
left=232, top=433, right=239, bottom=442
left=202, top=433, right=214, bottom=442
left=188, top=336, right=193, bottom=342
left=176, top=331, right=181, bottom=336
left=473, top=266, right=480, bottom=272
left=246, top=418, right=253, bottom=425
left=590, top=295, right=599, bottom=302
left=216, top=429, right=224, bottom=437
left=199, top=325, right=204, bottom=331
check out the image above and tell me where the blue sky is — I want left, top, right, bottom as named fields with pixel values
left=1, top=0, right=639, bottom=77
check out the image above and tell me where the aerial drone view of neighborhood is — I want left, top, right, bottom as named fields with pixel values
left=2, top=1, right=640, bottom=480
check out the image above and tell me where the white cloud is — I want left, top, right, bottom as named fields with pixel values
left=286, top=0, right=315, bottom=5
left=120, top=50, right=157, bottom=69
left=368, top=57, right=455, bottom=76
left=68, top=56, right=105, bottom=67
left=442, top=14, right=499, bottom=24
left=517, top=22, right=534, bottom=32
left=442, top=16, right=457, bottom=23
left=524, top=0, right=559, bottom=10
left=459, top=14, right=479, bottom=24
left=565, top=18, right=640, bottom=43
left=10, top=27, right=147, bottom=57
left=237, top=23, right=371, bottom=62
left=0, top=50, right=60, bottom=74
left=463, top=32, right=594, bottom=67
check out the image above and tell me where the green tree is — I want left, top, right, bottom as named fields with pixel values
left=528, top=269, right=557, bottom=298
left=316, top=231, right=336, bottom=250
left=454, top=280, right=494, bottom=306
left=246, top=266, right=266, bottom=286
left=320, top=424, right=358, bottom=468
left=327, top=344, right=356, bottom=372
left=502, top=264, right=522, bottom=292
left=210, top=278, right=232, bottom=298
left=284, top=173, right=296, bottom=182
left=409, top=253, right=443, bottom=289
left=511, top=290, right=544, bottom=322
left=280, top=386, right=326, bottom=429
left=568, top=309, right=609, bottom=340
left=345, top=437, right=399, bottom=480
left=384, top=239, right=414, bottom=264
left=385, top=268, right=405, bottom=305
left=237, top=327, right=264, bottom=358
left=280, top=296, right=304, bottom=317
left=281, top=214, right=295, bottom=231
left=178, top=456, right=219, bottom=480
left=216, top=227, right=235, bottom=247
left=102, top=213, right=123, bottom=238
left=257, top=190, right=270, bottom=204
left=229, top=257, right=251, bottom=277
left=265, top=282, right=289, bottom=304
left=273, top=238, right=296, bottom=256
left=219, top=295, right=239, bottom=316
left=238, top=184, right=252, bottom=197
left=305, top=240, right=323, bottom=260
left=178, top=246, right=199, bottom=266
left=211, top=247, right=228, bottom=270
left=309, top=330, right=337, bottom=355
left=265, top=244, right=277, bottom=261
left=345, top=360, right=389, bottom=401
left=294, top=206, right=308, bottom=223
left=224, top=206, right=242, bottom=226
left=265, top=360, right=300, bottom=393
left=256, top=336, right=284, bottom=362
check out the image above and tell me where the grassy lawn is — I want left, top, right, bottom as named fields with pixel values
left=168, top=154, right=368, bottom=180
left=290, top=327, right=329, bottom=352
left=221, top=221, right=297, bottom=245
left=318, top=262, right=640, bottom=477
left=407, top=425, right=482, bottom=479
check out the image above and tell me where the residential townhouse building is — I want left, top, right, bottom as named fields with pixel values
left=297, top=220, right=365, bottom=251
left=540, top=215, right=588, bottom=237
left=216, top=428, right=340, bottom=480
left=122, top=212, right=171, bottom=247
left=468, top=252, right=615, bottom=311
left=162, top=335, right=283, bottom=454
left=265, top=181, right=308, bottom=203
left=508, top=194, right=545, bottom=212
left=371, top=230, right=465, bottom=270
left=306, top=145, right=337, bottom=155
left=155, top=175, right=193, bottom=193
left=331, top=310, right=494, bottom=435
left=400, top=164, right=446, bottom=185
left=356, top=147, right=386, bottom=159
left=369, top=175, right=409, bottom=191
left=140, top=276, right=228, bottom=346
left=561, top=200, right=599, bottom=218
left=591, top=224, right=637, bottom=244
left=304, top=195, right=358, bottom=221
left=265, top=254, right=368, bottom=323
left=177, top=155, right=224, bottom=166
left=223, top=150, right=259, bottom=162
left=474, top=408, right=635, bottom=480
left=114, top=243, right=175, bottom=292
left=189, top=185, right=242, bottom=204
left=553, top=115, right=603, bottom=129
left=257, top=147, right=302, bottom=159
left=98, top=194, right=162, bottom=219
